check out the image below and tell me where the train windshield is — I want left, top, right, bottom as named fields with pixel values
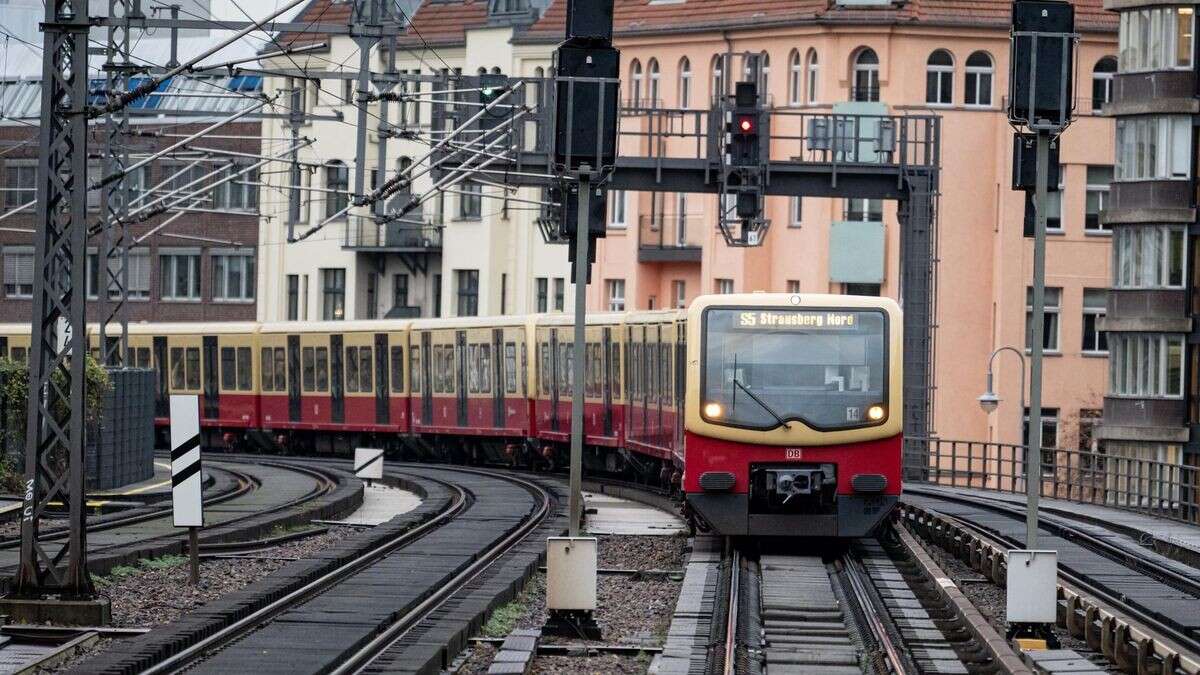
left=701, top=308, right=888, bottom=430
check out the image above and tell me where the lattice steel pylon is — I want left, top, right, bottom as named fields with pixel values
left=14, top=0, right=95, bottom=598
left=97, top=0, right=142, bottom=367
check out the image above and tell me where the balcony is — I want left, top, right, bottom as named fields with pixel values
left=638, top=214, right=703, bottom=263
left=343, top=215, right=443, bottom=253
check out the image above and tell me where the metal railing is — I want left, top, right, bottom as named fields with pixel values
left=639, top=213, right=705, bottom=250
left=907, top=437, right=1200, bottom=525
left=343, top=216, right=443, bottom=250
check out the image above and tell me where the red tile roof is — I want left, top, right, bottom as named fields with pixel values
left=521, top=0, right=1116, bottom=42
left=276, top=0, right=493, bottom=52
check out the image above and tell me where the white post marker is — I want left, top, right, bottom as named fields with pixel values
left=170, top=395, right=204, bottom=585
left=354, top=447, right=384, bottom=487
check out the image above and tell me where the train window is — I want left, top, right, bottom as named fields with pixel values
left=221, top=347, right=236, bottom=390
left=563, top=345, right=574, bottom=396
left=187, top=347, right=201, bottom=390
left=260, top=347, right=273, bottom=391
left=468, top=345, right=479, bottom=394
left=480, top=344, right=491, bottom=394
left=646, top=341, right=656, bottom=402
left=662, top=343, right=672, bottom=406
left=445, top=345, right=455, bottom=393
left=505, top=343, right=517, bottom=394
left=272, top=348, right=285, bottom=392
left=237, top=347, right=252, bottom=391
left=432, top=347, right=443, bottom=394
left=520, top=342, right=527, bottom=396
left=391, top=346, right=404, bottom=393
left=136, top=347, right=151, bottom=369
left=172, top=347, right=186, bottom=390
left=346, top=346, right=360, bottom=393
left=410, top=346, right=421, bottom=393
left=315, top=347, right=329, bottom=392
left=539, top=343, right=549, bottom=395
left=359, top=347, right=373, bottom=392
left=610, top=342, right=621, bottom=399
left=588, top=344, right=600, bottom=398
left=302, top=347, right=315, bottom=392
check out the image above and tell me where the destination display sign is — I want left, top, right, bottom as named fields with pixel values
left=736, top=310, right=863, bottom=329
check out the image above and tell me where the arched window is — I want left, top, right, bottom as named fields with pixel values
left=711, top=54, right=727, bottom=103
left=647, top=58, right=660, bottom=107
left=325, top=160, right=349, bottom=219
left=742, top=51, right=769, bottom=94
left=852, top=48, right=879, bottom=102
left=678, top=57, right=692, bottom=108
left=630, top=59, right=643, bottom=107
left=531, top=66, right=545, bottom=106
left=1092, top=56, right=1117, bottom=112
left=758, top=51, right=770, bottom=95
left=964, top=51, right=994, bottom=107
left=806, top=49, right=819, bottom=104
left=788, top=50, right=802, bottom=105
left=491, top=66, right=502, bottom=75
left=477, top=67, right=487, bottom=76
left=925, top=49, right=953, bottom=105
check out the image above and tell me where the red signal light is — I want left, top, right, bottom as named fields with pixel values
left=737, top=115, right=755, bottom=133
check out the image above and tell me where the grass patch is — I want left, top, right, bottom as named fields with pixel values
left=140, top=554, right=187, bottom=570
left=93, top=555, right=188, bottom=587
left=270, top=523, right=319, bottom=537
left=482, top=600, right=525, bottom=638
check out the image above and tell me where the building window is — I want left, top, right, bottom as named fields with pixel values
left=302, top=274, right=310, bottom=320
left=843, top=198, right=882, bottom=222
left=2, top=247, right=33, bottom=298
left=630, top=59, right=643, bottom=106
left=87, top=249, right=148, bottom=300
left=964, top=51, right=993, bottom=107
left=3, top=162, right=35, bottom=208
left=609, top=190, right=627, bottom=228
left=459, top=181, right=482, bottom=219
left=393, top=273, right=409, bottom=310
left=365, top=272, right=378, bottom=320
left=1114, top=225, right=1186, bottom=288
left=852, top=48, right=879, bottom=102
left=1109, top=333, right=1185, bottom=398
left=1085, top=166, right=1113, bottom=232
left=433, top=273, right=442, bottom=317
left=1115, top=115, right=1192, bottom=181
left=1023, top=169, right=1063, bottom=234
left=212, top=250, right=255, bottom=302
left=806, top=49, right=819, bottom=104
left=845, top=283, right=881, bottom=296
left=715, top=278, right=734, bottom=294
left=159, top=251, right=201, bottom=301
left=787, top=280, right=800, bottom=294
left=554, top=277, right=565, bottom=311
left=788, top=50, right=802, bottom=105
left=1078, top=409, right=1103, bottom=452
left=325, top=160, right=349, bottom=219
left=743, top=51, right=769, bottom=96
left=1023, top=407, right=1060, bottom=476
left=647, top=58, right=661, bottom=107
left=287, top=275, right=300, bottom=320
left=789, top=197, right=803, bottom=227
left=673, top=280, right=686, bottom=308
left=606, top=279, right=626, bottom=311
left=678, top=57, right=692, bottom=108
left=1025, top=286, right=1062, bottom=353
left=321, top=268, right=346, bottom=320
left=212, top=163, right=259, bottom=211
left=456, top=269, right=479, bottom=316
left=1082, top=288, right=1108, bottom=354
left=711, top=53, right=727, bottom=102
left=925, top=49, right=954, bottom=105
left=1118, top=7, right=1194, bottom=72
left=536, top=277, right=548, bottom=313
left=1092, top=56, right=1116, bottom=112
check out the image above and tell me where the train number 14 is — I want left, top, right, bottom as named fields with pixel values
left=785, top=448, right=803, bottom=460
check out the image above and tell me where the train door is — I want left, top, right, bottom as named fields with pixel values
left=602, top=327, right=613, bottom=436
left=202, top=336, right=219, bottom=420
left=456, top=331, right=468, bottom=427
left=492, top=329, right=504, bottom=427
left=676, top=326, right=687, bottom=450
left=374, top=333, right=389, bottom=425
left=330, top=334, right=345, bottom=423
left=421, top=332, right=433, bottom=423
left=153, top=336, right=168, bottom=417
left=288, top=335, right=301, bottom=423
left=550, top=329, right=560, bottom=432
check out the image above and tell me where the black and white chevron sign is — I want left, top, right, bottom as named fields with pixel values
left=170, top=395, right=204, bottom=528
left=354, top=447, right=384, bottom=480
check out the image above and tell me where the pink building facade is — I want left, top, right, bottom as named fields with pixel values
left=537, top=0, right=1118, bottom=450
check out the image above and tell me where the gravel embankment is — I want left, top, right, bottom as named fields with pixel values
left=460, top=533, right=688, bottom=674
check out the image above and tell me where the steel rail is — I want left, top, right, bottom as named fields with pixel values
left=840, top=554, right=907, bottom=674
left=722, top=548, right=740, bottom=675
left=332, top=467, right=555, bottom=675
left=143, top=474, right=472, bottom=675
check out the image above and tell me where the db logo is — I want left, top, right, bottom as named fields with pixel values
left=785, top=448, right=803, bottom=460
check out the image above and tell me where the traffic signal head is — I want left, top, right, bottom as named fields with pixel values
left=478, top=73, right=510, bottom=127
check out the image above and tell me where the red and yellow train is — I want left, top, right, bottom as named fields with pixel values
left=0, top=293, right=901, bottom=537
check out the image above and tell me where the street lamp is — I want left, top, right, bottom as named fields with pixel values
left=980, top=345, right=1026, bottom=425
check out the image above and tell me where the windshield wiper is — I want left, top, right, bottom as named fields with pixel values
left=733, top=377, right=792, bottom=429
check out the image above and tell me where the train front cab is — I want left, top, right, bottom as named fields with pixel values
left=682, top=294, right=903, bottom=538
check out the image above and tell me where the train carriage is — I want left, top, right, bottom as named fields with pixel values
left=621, top=310, right=686, bottom=470
left=683, top=293, right=903, bottom=537
left=532, top=312, right=625, bottom=453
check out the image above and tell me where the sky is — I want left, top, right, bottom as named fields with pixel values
left=0, top=0, right=315, bottom=79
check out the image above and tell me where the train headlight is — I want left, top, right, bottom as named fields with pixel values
left=867, top=404, right=886, bottom=421
left=704, top=402, right=723, bottom=419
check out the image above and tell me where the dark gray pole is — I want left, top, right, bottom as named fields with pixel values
left=1026, top=130, right=1050, bottom=550
left=568, top=167, right=592, bottom=537
left=188, top=526, right=200, bottom=585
